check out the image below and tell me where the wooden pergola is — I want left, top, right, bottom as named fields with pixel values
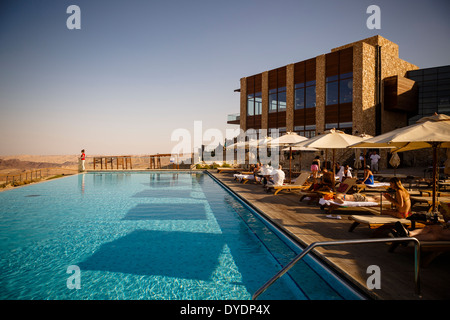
left=92, top=156, right=132, bottom=170
left=149, top=154, right=178, bottom=169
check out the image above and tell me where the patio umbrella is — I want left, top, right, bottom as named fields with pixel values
left=270, top=132, right=308, bottom=181
left=293, top=129, right=368, bottom=179
left=351, top=113, right=450, bottom=212
left=283, top=145, right=319, bottom=179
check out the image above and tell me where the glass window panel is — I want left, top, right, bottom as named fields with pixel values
left=340, top=78, right=353, bottom=103
left=269, top=93, right=277, bottom=113
left=278, top=86, right=286, bottom=92
left=438, top=85, right=450, bottom=92
left=306, top=80, right=316, bottom=86
left=255, top=96, right=262, bottom=115
left=340, top=72, right=353, bottom=79
left=424, top=74, right=438, bottom=81
left=325, top=123, right=338, bottom=129
left=295, top=88, right=305, bottom=109
left=423, top=97, right=437, bottom=103
left=326, top=81, right=338, bottom=105
left=339, top=122, right=352, bottom=128
left=247, top=96, right=254, bottom=116
left=424, top=69, right=437, bottom=75
left=438, top=72, right=450, bottom=80
left=305, top=86, right=316, bottom=108
left=422, top=85, right=437, bottom=92
left=305, top=125, right=316, bottom=131
left=295, top=82, right=304, bottom=89
left=278, top=91, right=286, bottom=110
left=294, top=125, right=304, bottom=132
left=326, top=75, right=338, bottom=82
left=269, top=88, right=277, bottom=94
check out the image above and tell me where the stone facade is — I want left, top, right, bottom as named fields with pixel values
left=286, top=64, right=295, bottom=132
left=315, top=54, right=326, bottom=135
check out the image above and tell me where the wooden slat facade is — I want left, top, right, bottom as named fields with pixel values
left=294, top=58, right=316, bottom=130
left=325, top=47, right=353, bottom=128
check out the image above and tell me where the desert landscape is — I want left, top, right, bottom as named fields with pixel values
left=0, top=154, right=174, bottom=190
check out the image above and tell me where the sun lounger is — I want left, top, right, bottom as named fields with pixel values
left=217, top=167, right=245, bottom=174
left=266, top=172, right=310, bottom=195
left=411, top=196, right=450, bottom=212
left=347, top=215, right=424, bottom=235
left=389, top=240, right=450, bottom=267
left=355, top=182, right=391, bottom=193
left=233, top=173, right=260, bottom=184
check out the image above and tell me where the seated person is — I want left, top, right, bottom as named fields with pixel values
left=319, top=168, right=335, bottom=191
left=392, top=203, right=450, bottom=241
left=253, top=162, right=262, bottom=183
left=266, top=165, right=285, bottom=186
left=358, top=165, right=374, bottom=185
left=337, top=164, right=352, bottom=182
left=382, top=177, right=412, bottom=219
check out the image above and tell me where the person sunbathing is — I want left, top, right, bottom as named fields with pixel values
left=334, top=192, right=381, bottom=204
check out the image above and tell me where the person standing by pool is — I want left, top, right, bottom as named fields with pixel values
left=311, top=156, right=321, bottom=180
left=80, top=149, right=86, bottom=172
left=370, top=151, right=381, bottom=173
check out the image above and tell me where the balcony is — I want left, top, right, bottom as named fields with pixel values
left=227, top=113, right=240, bottom=125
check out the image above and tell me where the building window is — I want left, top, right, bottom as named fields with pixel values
left=294, top=83, right=304, bottom=109
left=407, top=66, right=450, bottom=124
left=247, top=91, right=262, bottom=116
left=340, top=73, right=353, bottom=103
left=247, top=94, right=254, bottom=116
left=295, top=81, right=316, bottom=109
left=326, top=73, right=353, bottom=105
left=255, top=92, right=262, bottom=115
left=269, top=87, right=287, bottom=113
left=294, top=124, right=316, bottom=138
left=325, top=122, right=352, bottom=134
left=305, top=81, right=316, bottom=108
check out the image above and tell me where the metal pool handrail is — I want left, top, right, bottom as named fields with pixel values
left=252, top=237, right=421, bottom=300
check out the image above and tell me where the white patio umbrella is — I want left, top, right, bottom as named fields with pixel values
left=351, top=113, right=450, bottom=212
left=270, top=132, right=308, bottom=181
left=293, top=129, right=368, bottom=178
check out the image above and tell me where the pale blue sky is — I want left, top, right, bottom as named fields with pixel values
left=1, top=0, right=449, bottom=155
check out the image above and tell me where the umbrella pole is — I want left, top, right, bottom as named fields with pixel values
left=289, top=147, right=292, bottom=182
left=432, top=143, right=438, bottom=214
left=333, top=149, right=336, bottom=191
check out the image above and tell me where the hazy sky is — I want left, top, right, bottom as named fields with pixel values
left=1, top=0, right=449, bottom=155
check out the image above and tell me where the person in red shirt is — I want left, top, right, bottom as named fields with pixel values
left=80, top=149, right=86, bottom=171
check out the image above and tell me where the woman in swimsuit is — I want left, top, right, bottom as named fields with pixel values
left=359, top=165, right=374, bottom=185
left=311, top=156, right=321, bottom=180
left=382, top=177, right=412, bottom=219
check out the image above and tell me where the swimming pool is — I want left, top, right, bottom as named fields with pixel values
left=0, top=172, right=363, bottom=300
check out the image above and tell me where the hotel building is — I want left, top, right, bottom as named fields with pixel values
left=227, top=35, right=450, bottom=168
left=229, top=35, right=423, bottom=137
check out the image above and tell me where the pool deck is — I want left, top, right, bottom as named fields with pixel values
left=210, top=171, right=450, bottom=300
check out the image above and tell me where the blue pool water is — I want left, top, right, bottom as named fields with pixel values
left=0, top=172, right=363, bottom=300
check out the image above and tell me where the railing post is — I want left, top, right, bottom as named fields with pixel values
left=252, top=237, right=421, bottom=300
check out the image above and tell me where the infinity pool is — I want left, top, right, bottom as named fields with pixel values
left=0, top=172, right=363, bottom=300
